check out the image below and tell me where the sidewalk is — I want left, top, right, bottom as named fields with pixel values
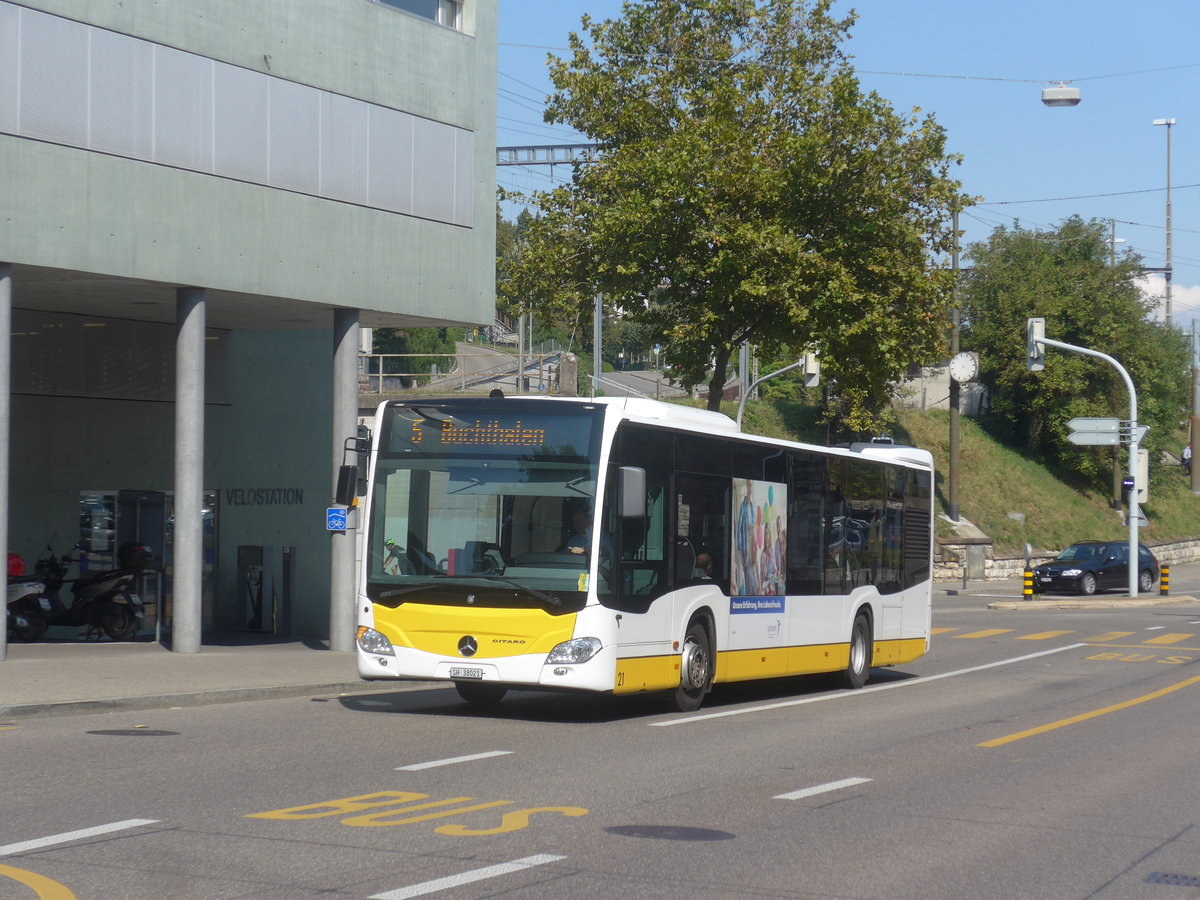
left=0, top=634, right=396, bottom=721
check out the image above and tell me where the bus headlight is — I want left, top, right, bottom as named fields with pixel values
left=357, top=626, right=395, bottom=656
left=546, top=636, right=602, bottom=665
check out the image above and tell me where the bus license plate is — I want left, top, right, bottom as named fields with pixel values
left=449, top=667, right=484, bottom=680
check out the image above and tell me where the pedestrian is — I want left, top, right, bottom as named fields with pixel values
left=1183, top=443, right=1192, bottom=477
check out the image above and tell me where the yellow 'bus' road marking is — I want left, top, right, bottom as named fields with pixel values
left=1142, top=633, right=1194, bottom=645
left=954, top=629, right=1016, bottom=639
left=978, top=675, right=1200, bottom=748
left=0, top=864, right=77, bottom=899
left=1016, top=630, right=1075, bottom=641
left=931, top=628, right=957, bottom=635
left=1084, top=631, right=1135, bottom=642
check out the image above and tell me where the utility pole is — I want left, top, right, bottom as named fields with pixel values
left=1153, top=118, right=1174, bottom=327
left=1191, top=324, right=1199, bottom=494
left=593, top=293, right=603, bottom=396
left=948, top=208, right=961, bottom=522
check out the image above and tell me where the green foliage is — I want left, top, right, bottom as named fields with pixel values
left=499, top=0, right=969, bottom=429
left=371, top=327, right=456, bottom=385
left=961, top=216, right=1190, bottom=492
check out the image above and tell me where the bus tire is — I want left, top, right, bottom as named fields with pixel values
left=671, top=619, right=712, bottom=713
left=455, top=681, right=508, bottom=706
left=842, top=613, right=872, bottom=690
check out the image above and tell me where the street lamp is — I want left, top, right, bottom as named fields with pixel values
left=1153, top=118, right=1175, bottom=327
left=1041, top=82, right=1081, bottom=107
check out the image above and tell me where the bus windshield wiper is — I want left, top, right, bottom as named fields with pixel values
left=378, top=577, right=560, bottom=609
left=484, top=575, right=562, bottom=609
left=378, top=581, right=448, bottom=600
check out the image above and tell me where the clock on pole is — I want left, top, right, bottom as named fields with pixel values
left=948, top=351, right=979, bottom=383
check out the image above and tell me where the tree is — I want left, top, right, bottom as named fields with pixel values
left=499, top=0, right=967, bottom=428
left=961, top=216, right=1190, bottom=491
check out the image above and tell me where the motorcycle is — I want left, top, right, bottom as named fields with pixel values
left=35, top=542, right=151, bottom=641
left=7, top=562, right=50, bottom=642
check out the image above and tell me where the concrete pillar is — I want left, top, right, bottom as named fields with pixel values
left=0, top=264, right=10, bottom=662
left=172, top=287, right=206, bottom=653
left=330, top=308, right=359, bottom=652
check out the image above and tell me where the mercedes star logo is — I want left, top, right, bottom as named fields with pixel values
left=458, top=636, right=478, bottom=657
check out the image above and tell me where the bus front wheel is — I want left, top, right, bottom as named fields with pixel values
left=842, top=613, right=872, bottom=690
left=672, top=620, right=712, bottom=713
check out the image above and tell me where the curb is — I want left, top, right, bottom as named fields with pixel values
left=988, top=594, right=1198, bottom=611
left=0, top=680, right=389, bottom=721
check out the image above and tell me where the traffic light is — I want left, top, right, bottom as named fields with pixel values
left=801, top=352, right=820, bottom=387
left=1026, top=317, right=1045, bottom=372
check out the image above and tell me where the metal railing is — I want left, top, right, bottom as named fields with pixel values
left=359, top=352, right=559, bottom=394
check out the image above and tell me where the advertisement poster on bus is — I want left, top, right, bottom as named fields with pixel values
left=731, top=477, right=787, bottom=608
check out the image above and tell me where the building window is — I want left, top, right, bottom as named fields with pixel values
left=437, top=0, right=462, bottom=29
left=376, top=0, right=462, bottom=30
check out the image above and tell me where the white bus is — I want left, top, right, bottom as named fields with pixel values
left=348, top=396, right=933, bottom=712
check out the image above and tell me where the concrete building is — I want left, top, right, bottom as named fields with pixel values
left=0, top=0, right=497, bottom=654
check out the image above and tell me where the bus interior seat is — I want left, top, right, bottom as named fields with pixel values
left=674, top=538, right=696, bottom=582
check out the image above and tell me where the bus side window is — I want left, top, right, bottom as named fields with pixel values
left=674, top=473, right=729, bottom=586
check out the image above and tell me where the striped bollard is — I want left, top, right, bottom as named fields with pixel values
left=1023, top=568, right=1034, bottom=601
left=1160, top=565, right=1170, bottom=596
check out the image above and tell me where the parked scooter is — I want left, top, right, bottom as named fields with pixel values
left=35, top=542, right=151, bottom=641
left=7, top=552, right=50, bottom=642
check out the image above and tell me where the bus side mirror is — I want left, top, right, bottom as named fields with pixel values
left=618, top=466, right=645, bottom=518
left=335, top=465, right=359, bottom=507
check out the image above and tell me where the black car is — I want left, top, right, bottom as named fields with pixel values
left=1033, top=541, right=1160, bottom=596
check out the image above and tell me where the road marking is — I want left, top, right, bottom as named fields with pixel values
left=0, top=864, right=77, bottom=899
left=1084, top=631, right=1135, bottom=642
left=369, top=854, right=567, bottom=899
left=774, top=777, right=872, bottom=801
left=930, top=627, right=957, bottom=635
left=978, top=675, right=1200, bottom=748
left=652, top=644, right=1085, bottom=726
left=1145, top=626, right=1167, bottom=631
left=0, top=820, right=157, bottom=858
left=1085, top=643, right=1200, bottom=652
left=396, top=751, right=512, bottom=771
left=1142, top=633, right=1193, bottom=645
left=954, top=629, right=1016, bottom=639
left=1017, top=630, right=1076, bottom=641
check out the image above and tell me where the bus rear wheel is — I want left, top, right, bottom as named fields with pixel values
left=455, top=681, right=508, bottom=706
left=842, top=613, right=872, bottom=690
left=671, top=620, right=712, bottom=713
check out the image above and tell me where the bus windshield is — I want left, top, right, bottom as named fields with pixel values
left=365, top=401, right=603, bottom=609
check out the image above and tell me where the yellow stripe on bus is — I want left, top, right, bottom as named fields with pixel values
left=374, top=604, right=578, bottom=659
left=616, top=637, right=929, bottom=694
left=614, top=655, right=680, bottom=694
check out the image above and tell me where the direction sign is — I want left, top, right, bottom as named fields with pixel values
left=1067, top=417, right=1120, bottom=433
left=1067, top=416, right=1121, bottom=446
left=1068, top=431, right=1120, bottom=446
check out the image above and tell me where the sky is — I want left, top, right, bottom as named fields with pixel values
left=496, top=0, right=1200, bottom=332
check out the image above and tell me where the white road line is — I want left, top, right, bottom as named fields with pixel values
left=369, top=854, right=566, bottom=899
left=0, top=819, right=158, bottom=857
left=395, top=750, right=513, bottom=771
left=651, top=644, right=1086, bottom=727
left=1146, top=626, right=1167, bottom=630
left=774, top=777, right=872, bottom=801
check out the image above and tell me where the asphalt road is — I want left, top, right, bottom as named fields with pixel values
left=3, top=578, right=1200, bottom=899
